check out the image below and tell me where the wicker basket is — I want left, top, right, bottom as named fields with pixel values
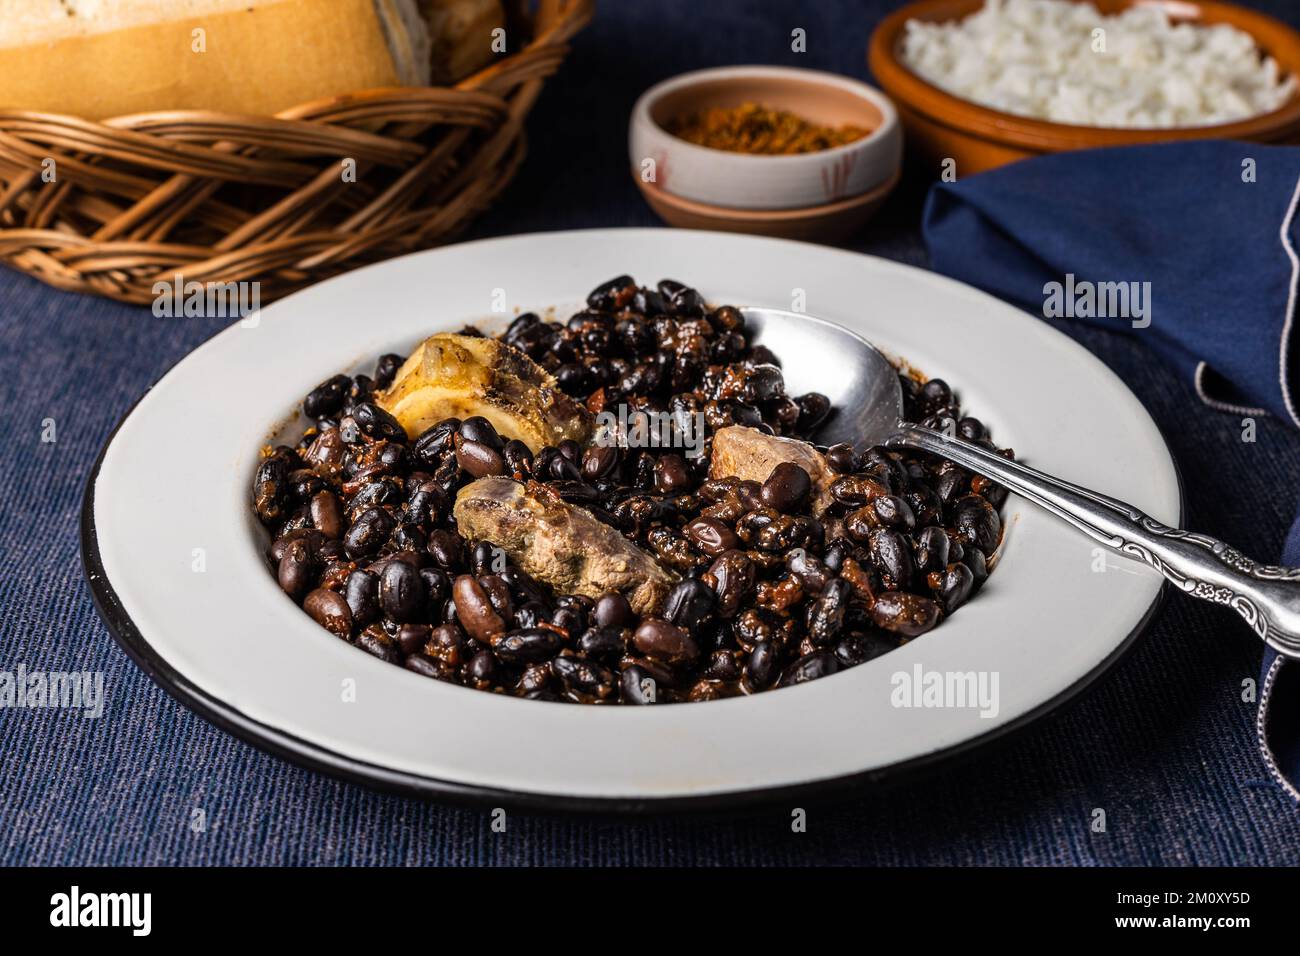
left=0, top=0, right=592, bottom=305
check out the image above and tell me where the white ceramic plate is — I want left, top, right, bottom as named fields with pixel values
left=82, top=229, right=1179, bottom=810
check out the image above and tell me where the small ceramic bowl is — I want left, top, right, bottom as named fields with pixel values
left=636, top=168, right=900, bottom=242
left=869, top=0, right=1300, bottom=176
left=628, top=65, right=903, bottom=211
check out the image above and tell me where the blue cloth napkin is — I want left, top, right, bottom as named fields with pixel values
left=923, top=140, right=1300, bottom=802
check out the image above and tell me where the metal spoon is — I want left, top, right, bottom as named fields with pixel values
left=743, top=306, right=1300, bottom=659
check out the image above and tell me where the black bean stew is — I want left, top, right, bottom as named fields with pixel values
left=253, top=277, right=1011, bottom=704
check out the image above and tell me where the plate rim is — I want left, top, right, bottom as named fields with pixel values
left=78, top=230, right=1182, bottom=813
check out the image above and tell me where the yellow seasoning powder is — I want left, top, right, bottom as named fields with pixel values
left=666, top=102, right=869, bottom=155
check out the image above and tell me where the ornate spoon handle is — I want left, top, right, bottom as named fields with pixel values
left=888, top=423, right=1300, bottom=658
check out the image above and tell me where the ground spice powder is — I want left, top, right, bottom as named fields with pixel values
left=666, top=102, right=869, bottom=154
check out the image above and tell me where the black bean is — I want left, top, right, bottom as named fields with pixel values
left=380, top=560, right=425, bottom=623
left=343, top=507, right=395, bottom=560
left=512, top=602, right=546, bottom=629
left=664, top=578, right=716, bottom=635
left=921, top=378, right=952, bottom=409
left=682, top=516, right=739, bottom=557
left=357, top=626, right=400, bottom=662
left=396, top=623, right=432, bottom=656
left=593, top=592, right=634, bottom=628
left=373, top=353, right=404, bottom=389
left=869, top=592, right=941, bottom=637
left=760, top=462, right=811, bottom=513
left=548, top=452, right=582, bottom=481
left=347, top=478, right=402, bottom=516
left=551, top=605, right=586, bottom=638
left=452, top=416, right=500, bottom=452
left=954, top=494, right=1001, bottom=556
left=309, top=490, right=343, bottom=539
left=915, top=526, right=950, bottom=575
left=269, top=528, right=324, bottom=564
left=778, top=651, right=839, bottom=687
left=493, top=628, right=563, bottom=664
left=426, top=529, right=465, bottom=571
left=351, top=402, right=405, bottom=441
left=404, top=653, right=444, bottom=679
left=931, top=562, right=975, bottom=614
left=412, top=419, right=460, bottom=466
left=702, top=648, right=741, bottom=681
left=834, top=632, right=895, bottom=667
left=588, top=275, right=636, bottom=311
left=787, top=548, right=830, bottom=594
left=958, top=417, right=985, bottom=441
left=704, top=550, right=755, bottom=618
left=867, top=527, right=914, bottom=591
left=406, top=482, right=447, bottom=527
left=806, top=578, right=851, bottom=646
left=454, top=436, right=505, bottom=478
left=736, top=508, right=808, bottom=552
left=654, top=453, right=692, bottom=493
left=633, top=287, right=668, bottom=315
left=551, top=480, right=600, bottom=505
left=501, top=567, right=549, bottom=608
left=467, top=649, right=496, bottom=686
left=253, top=454, right=292, bottom=523
left=427, top=623, right=465, bottom=665
left=419, top=568, right=449, bottom=609
left=582, top=444, right=619, bottom=481
left=824, top=442, right=857, bottom=474
left=453, top=574, right=506, bottom=642
left=470, top=541, right=498, bottom=576
left=742, top=364, right=785, bottom=404
left=552, top=656, right=616, bottom=702
left=502, top=439, right=534, bottom=476
left=289, top=468, right=326, bottom=502
left=743, top=642, right=779, bottom=691
left=667, top=285, right=705, bottom=317
left=733, top=606, right=784, bottom=651
left=934, top=468, right=968, bottom=505
left=830, top=474, right=890, bottom=507
left=962, top=546, right=988, bottom=587
left=304, top=374, right=352, bottom=419
left=620, top=665, right=659, bottom=704
left=304, top=589, right=352, bottom=638
left=872, top=494, right=916, bottom=531
left=577, top=626, right=627, bottom=664
left=794, top=392, right=831, bottom=434
left=344, top=569, right=380, bottom=626
left=633, top=619, right=699, bottom=666
left=277, top=539, right=313, bottom=600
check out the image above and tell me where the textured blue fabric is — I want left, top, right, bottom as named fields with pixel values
left=4, top=0, right=1300, bottom=865
left=924, top=141, right=1300, bottom=425
left=923, top=140, right=1300, bottom=800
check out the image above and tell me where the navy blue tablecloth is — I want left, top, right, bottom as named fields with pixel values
left=3, top=0, right=1300, bottom=865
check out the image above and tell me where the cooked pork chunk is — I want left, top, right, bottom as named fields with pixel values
left=377, top=334, right=591, bottom=451
left=709, top=426, right=836, bottom=514
left=453, top=477, right=678, bottom=615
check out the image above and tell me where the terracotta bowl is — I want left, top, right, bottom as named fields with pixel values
left=869, top=0, right=1300, bottom=175
left=628, top=65, right=902, bottom=238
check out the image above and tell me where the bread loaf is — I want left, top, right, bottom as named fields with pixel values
left=0, top=0, right=432, bottom=119
left=421, top=0, right=506, bottom=85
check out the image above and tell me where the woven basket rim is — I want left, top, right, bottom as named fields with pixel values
left=0, top=0, right=594, bottom=305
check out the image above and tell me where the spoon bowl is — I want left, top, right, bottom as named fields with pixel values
left=740, top=306, right=902, bottom=447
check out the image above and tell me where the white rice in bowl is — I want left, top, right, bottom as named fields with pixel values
left=900, top=0, right=1296, bottom=127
